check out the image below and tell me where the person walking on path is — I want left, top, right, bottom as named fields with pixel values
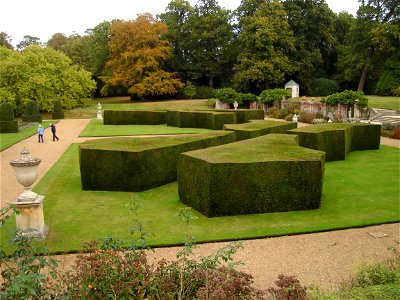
left=50, top=123, right=59, bottom=141
left=38, top=124, right=44, bottom=143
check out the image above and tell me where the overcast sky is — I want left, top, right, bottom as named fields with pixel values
left=2, top=0, right=360, bottom=46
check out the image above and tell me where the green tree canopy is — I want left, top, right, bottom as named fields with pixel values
left=233, top=0, right=296, bottom=94
left=0, top=32, right=14, bottom=50
left=46, top=33, right=68, bottom=51
left=16, top=35, right=41, bottom=51
left=337, top=0, right=400, bottom=92
left=0, top=45, right=96, bottom=113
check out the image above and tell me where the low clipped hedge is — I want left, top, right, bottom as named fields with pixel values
left=223, top=120, right=297, bottom=141
left=79, top=131, right=236, bottom=192
left=178, top=134, right=326, bottom=217
left=104, top=110, right=167, bottom=125
left=199, top=109, right=264, bottom=123
left=288, top=123, right=381, bottom=161
left=166, top=110, right=237, bottom=130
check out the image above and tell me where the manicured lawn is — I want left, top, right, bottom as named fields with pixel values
left=0, top=121, right=54, bottom=151
left=79, top=119, right=212, bottom=137
left=1, top=144, right=398, bottom=253
left=366, top=95, right=400, bottom=110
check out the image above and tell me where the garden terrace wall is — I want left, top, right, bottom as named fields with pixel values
left=288, top=123, right=381, bottom=161
left=166, top=110, right=237, bottom=130
left=103, top=110, right=167, bottom=125
left=79, top=131, right=236, bottom=192
left=223, top=120, right=297, bottom=141
left=178, top=134, right=326, bottom=217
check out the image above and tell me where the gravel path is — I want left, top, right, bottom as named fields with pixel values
left=1, top=119, right=399, bottom=290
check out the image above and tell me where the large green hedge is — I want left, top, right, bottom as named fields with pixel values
left=288, top=123, right=381, bottom=161
left=166, top=110, right=237, bottom=130
left=223, top=120, right=297, bottom=141
left=22, top=100, right=42, bottom=123
left=0, top=102, right=18, bottom=133
left=103, top=110, right=167, bottom=125
left=199, top=109, right=264, bottom=123
left=178, top=134, right=326, bottom=217
left=79, top=131, right=236, bottom=192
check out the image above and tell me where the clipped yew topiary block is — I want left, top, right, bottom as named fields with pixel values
left=22, top=100, right=42, bottom=123
left=178, top=134, right=326, bottom=217
left=79, top=131, right=236, bottom=192
left=288, top=123, right=381, bottom=161
left=52, top=100, right=64, bottom=119
left=166, top=110, right=237, bottom=130
left=198, top=109, right=264, bottom=123
left=223, top=119, right=297, bottom=141
left=103, top=110, right=166, bottom=125
left=0, top=102, right=18, bottom=133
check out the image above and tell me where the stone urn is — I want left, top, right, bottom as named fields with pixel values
left=9, top=148, right=41, bottom=202
left=9, top=148, right=47, bottom=239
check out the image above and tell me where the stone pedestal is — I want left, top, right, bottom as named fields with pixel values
left=13, top=195, right=48, bottom=239
left=97, top=110, right=103, bottom=119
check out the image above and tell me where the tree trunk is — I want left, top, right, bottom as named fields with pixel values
left=208, top=77, right=214, bottom=88
left=357, top=63, right=368, bottom=92
left=357, top=54, right=372, bottom=92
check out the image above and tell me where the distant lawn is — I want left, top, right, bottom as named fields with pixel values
left=65, top=98, right=211, bottom=119
left=79, top=119, right=212, bottom=137
left=0, top=121, right=54, bottom=151
left=1, top=144, right=398, bottom=253
left=366, top=95, right=400, bottom=110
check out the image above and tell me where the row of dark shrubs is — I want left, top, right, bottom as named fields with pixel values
left=0, top=101, right=64, bottom=133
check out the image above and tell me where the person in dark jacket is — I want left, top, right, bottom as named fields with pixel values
left=50, top=123, right=59, bottom=141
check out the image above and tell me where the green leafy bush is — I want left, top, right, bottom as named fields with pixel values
left=375, top=52, right=400, bottom=96
left=195, top=85, right=215, bottom=99
left=214, top=87, right=240, bottom=104
left=320, top=90, right=368, bottom=108
left=259, top=89, right=291, bottom=104
left=310, top=78, right=340, bottom=97
left=238, top=92, right=257, bottom=103
left=182, top=81, right=197, bottom=99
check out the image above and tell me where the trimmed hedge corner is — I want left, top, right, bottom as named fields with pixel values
left=166, top=110, right=237, bottom=130
left=103, top=110, right=167, bottom=125
left=288, top=123, right=381, bottom=161
left=223, top=119, right=297, bottom=141
left=178, top=134, right=325, bottom=217
left=79, top=131, right=236, bottom=192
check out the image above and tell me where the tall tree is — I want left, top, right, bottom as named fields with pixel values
left=0, top=45, right=95, bottom=112
left=233, top=0, right=296, bottom=93
left=60, top=34, right=91, bottom=71
left=185, top=0, right=234, bottom=87
left=101, top=14, right=183, bottom=98
left=85, top=21, right=111, bottom=77
left=0, top=32, right=14, bottom=50
left=283, top=0, right=337, bottom=92
left=46, top=33, right=68, bottom=51
left=16, top=35, right=41, bottom=51
left=338, top=0, right=400, bottom=92
left=158, top=0, right=194, bottom=80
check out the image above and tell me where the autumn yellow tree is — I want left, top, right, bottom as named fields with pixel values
left=101, top=14, right=184, bottom=99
